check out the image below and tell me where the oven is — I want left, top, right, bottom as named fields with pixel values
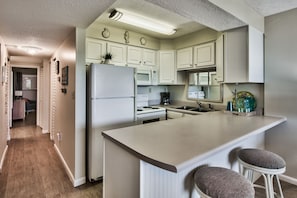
left=136, top=107, right=166, bottom=124
left=136, top=94, right=166, bottom=124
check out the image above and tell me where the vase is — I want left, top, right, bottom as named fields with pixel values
left=104, top=59, right=112, bottom=64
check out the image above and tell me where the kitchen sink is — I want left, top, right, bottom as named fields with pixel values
left=189, top=107, right=212, bottom=112
left=175, top=106, right=196, bottom=110
left=175, top=106, right=217, bottom=112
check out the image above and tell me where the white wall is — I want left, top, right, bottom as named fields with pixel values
left=50, top=28, right=86, bottom=187
left=87, top=23, right=160, bottom=50
left=264, top=8, right=297, bottom=181
left=39, top=59, right=50, bottom=133
left=0, top=37, right=9, bottom=172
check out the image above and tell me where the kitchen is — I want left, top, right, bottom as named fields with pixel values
left=82, top=1, right=294, bottom=198
left=1, top=0, right=297, bottom=197
left=85, top=0, right=266, bottom=182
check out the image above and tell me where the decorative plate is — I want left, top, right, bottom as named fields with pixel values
left=102, top=28, right=110, bottom=38
left=232, top=91, right=256, bottom=112
left=140, top=37, right=146, bottom=45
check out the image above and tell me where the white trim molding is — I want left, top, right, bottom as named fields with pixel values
left=42, top=129, right=49, bottom=134
left=0, top=145, right=8, bottom=173
left=54, top=144, right=86, bottom=187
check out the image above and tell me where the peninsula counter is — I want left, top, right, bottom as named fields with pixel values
left=102, top=112, right=286, bottom=198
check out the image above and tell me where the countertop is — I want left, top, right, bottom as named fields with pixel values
left=102, top=111, right=286, bottom=173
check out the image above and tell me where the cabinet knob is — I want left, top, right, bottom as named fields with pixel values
left=139, top=61, right=141, bottom=64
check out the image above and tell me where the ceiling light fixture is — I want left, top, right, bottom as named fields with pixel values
left=21, top=46, right=42, bottom=55
left=109, top=9, right=176, bottom=35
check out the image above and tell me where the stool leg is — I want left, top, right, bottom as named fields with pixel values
left=275, top=175, right=284, bottom=198
left=239, top=164, right=253, bottom=182
left=262, top=174, right=270, bottom=198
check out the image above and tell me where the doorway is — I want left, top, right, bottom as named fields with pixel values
left=11, top=67, right=38, bottom=128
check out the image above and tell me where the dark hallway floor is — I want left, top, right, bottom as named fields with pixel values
left=12, top=111, right=36, bottom=128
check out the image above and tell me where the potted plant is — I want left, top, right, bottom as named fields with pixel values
left=103, top=53, right=112, bottom=64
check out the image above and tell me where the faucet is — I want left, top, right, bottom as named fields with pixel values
left=208, top=103, right=214, bottom=110
left=196, top=101, right=202, bottom=108
left=232, top=83, right=238, bottom=111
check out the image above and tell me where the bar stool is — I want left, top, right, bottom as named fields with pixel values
left=194, top=166, right=255, bottom=198
left=237, top=148, right=286, bottom=198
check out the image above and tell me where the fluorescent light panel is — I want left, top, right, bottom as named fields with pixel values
left=109, top=9, right=176, bottom=35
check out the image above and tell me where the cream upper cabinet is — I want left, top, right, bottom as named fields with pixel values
left=127, top=46, right=142, bottom=65
left=159, top=51, right=176, bottom=84
left=127, top=46, right=156, bottom=67
left=193, top=42, right=215, bottom=67
left=215, top=35, right=224, bottom=82
left=177, top=47, right=193, bottom=70
left=222, top=26, right=264, bottom=83
left=159, top=50, right=185, bottom=85
left=107, top=42, right=127, bottom=66
left=142, top=49, right=156, bottom=66
left=86, top=38, right=106, bottom=63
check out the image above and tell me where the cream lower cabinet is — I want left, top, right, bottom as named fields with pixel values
left=86, top=38, right=106, bottom=64
left=167, top=110, right=196, bottom=119
left=159, top=50, right=185, bottom=85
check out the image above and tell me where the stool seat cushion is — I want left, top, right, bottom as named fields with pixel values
left=238, top=149, right=286, bottom=169
left=194, top=166, right=254, bottom=198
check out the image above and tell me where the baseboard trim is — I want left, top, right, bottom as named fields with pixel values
left=54, top=144, right=86, bottom=187
left=0, top=145, right=8, bottom=173
left=280, top=174, right=297, bottom=186
left=42, top=129, right=49, bottom=134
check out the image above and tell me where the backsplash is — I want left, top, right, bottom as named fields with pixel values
left=137, top=86, right=168, bottom=105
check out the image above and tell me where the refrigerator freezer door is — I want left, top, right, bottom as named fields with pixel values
left=88, top=97, right=135, bottom=180
left=90, top=64, right=135, bottom=99
left=91, top=98, right=135, bottom=126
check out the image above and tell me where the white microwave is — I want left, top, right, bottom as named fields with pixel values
left=136, top=69, right=158, bottom=85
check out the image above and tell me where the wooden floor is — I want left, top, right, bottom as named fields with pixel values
left=12, top=111, right=36, bottom=128
left=0, top=125, right=102, bottom=198
left=1, top=121, right=297, bottom=197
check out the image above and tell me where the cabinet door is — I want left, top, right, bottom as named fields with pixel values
left=248, top=26, right=264, bottom=83
left=216, top=35, right=224, bottom=82
left=142, top=49, right=156, bottom=66
left=159, top=51, right=176, bottom=84
left=177, top=47, right=193, bottom=70
left=86, top=38, right=106, bottom=63
left=193, top=42, right=215, bottom=67
left=127, top=46, right=142, bottom=66
left=107, top=42, right=127, bottom=66
left=224, top=27, right=247, bottom=83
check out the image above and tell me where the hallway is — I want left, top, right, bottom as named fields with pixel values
left=0, top=125, right=102, bottom=198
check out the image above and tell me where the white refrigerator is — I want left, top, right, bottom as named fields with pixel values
left=88, top=63, right=136, bottom=181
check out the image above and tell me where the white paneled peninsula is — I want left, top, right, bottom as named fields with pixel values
left=102, top=112, right=286, bottom=198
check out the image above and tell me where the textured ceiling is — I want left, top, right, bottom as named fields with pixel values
left=1, top=0, right=297, bottom=60
left=244, top=0, right=297, bottom=16
left=95, top=0, right=207, bottom=39
left=0, top=0, right=117, bottom=59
